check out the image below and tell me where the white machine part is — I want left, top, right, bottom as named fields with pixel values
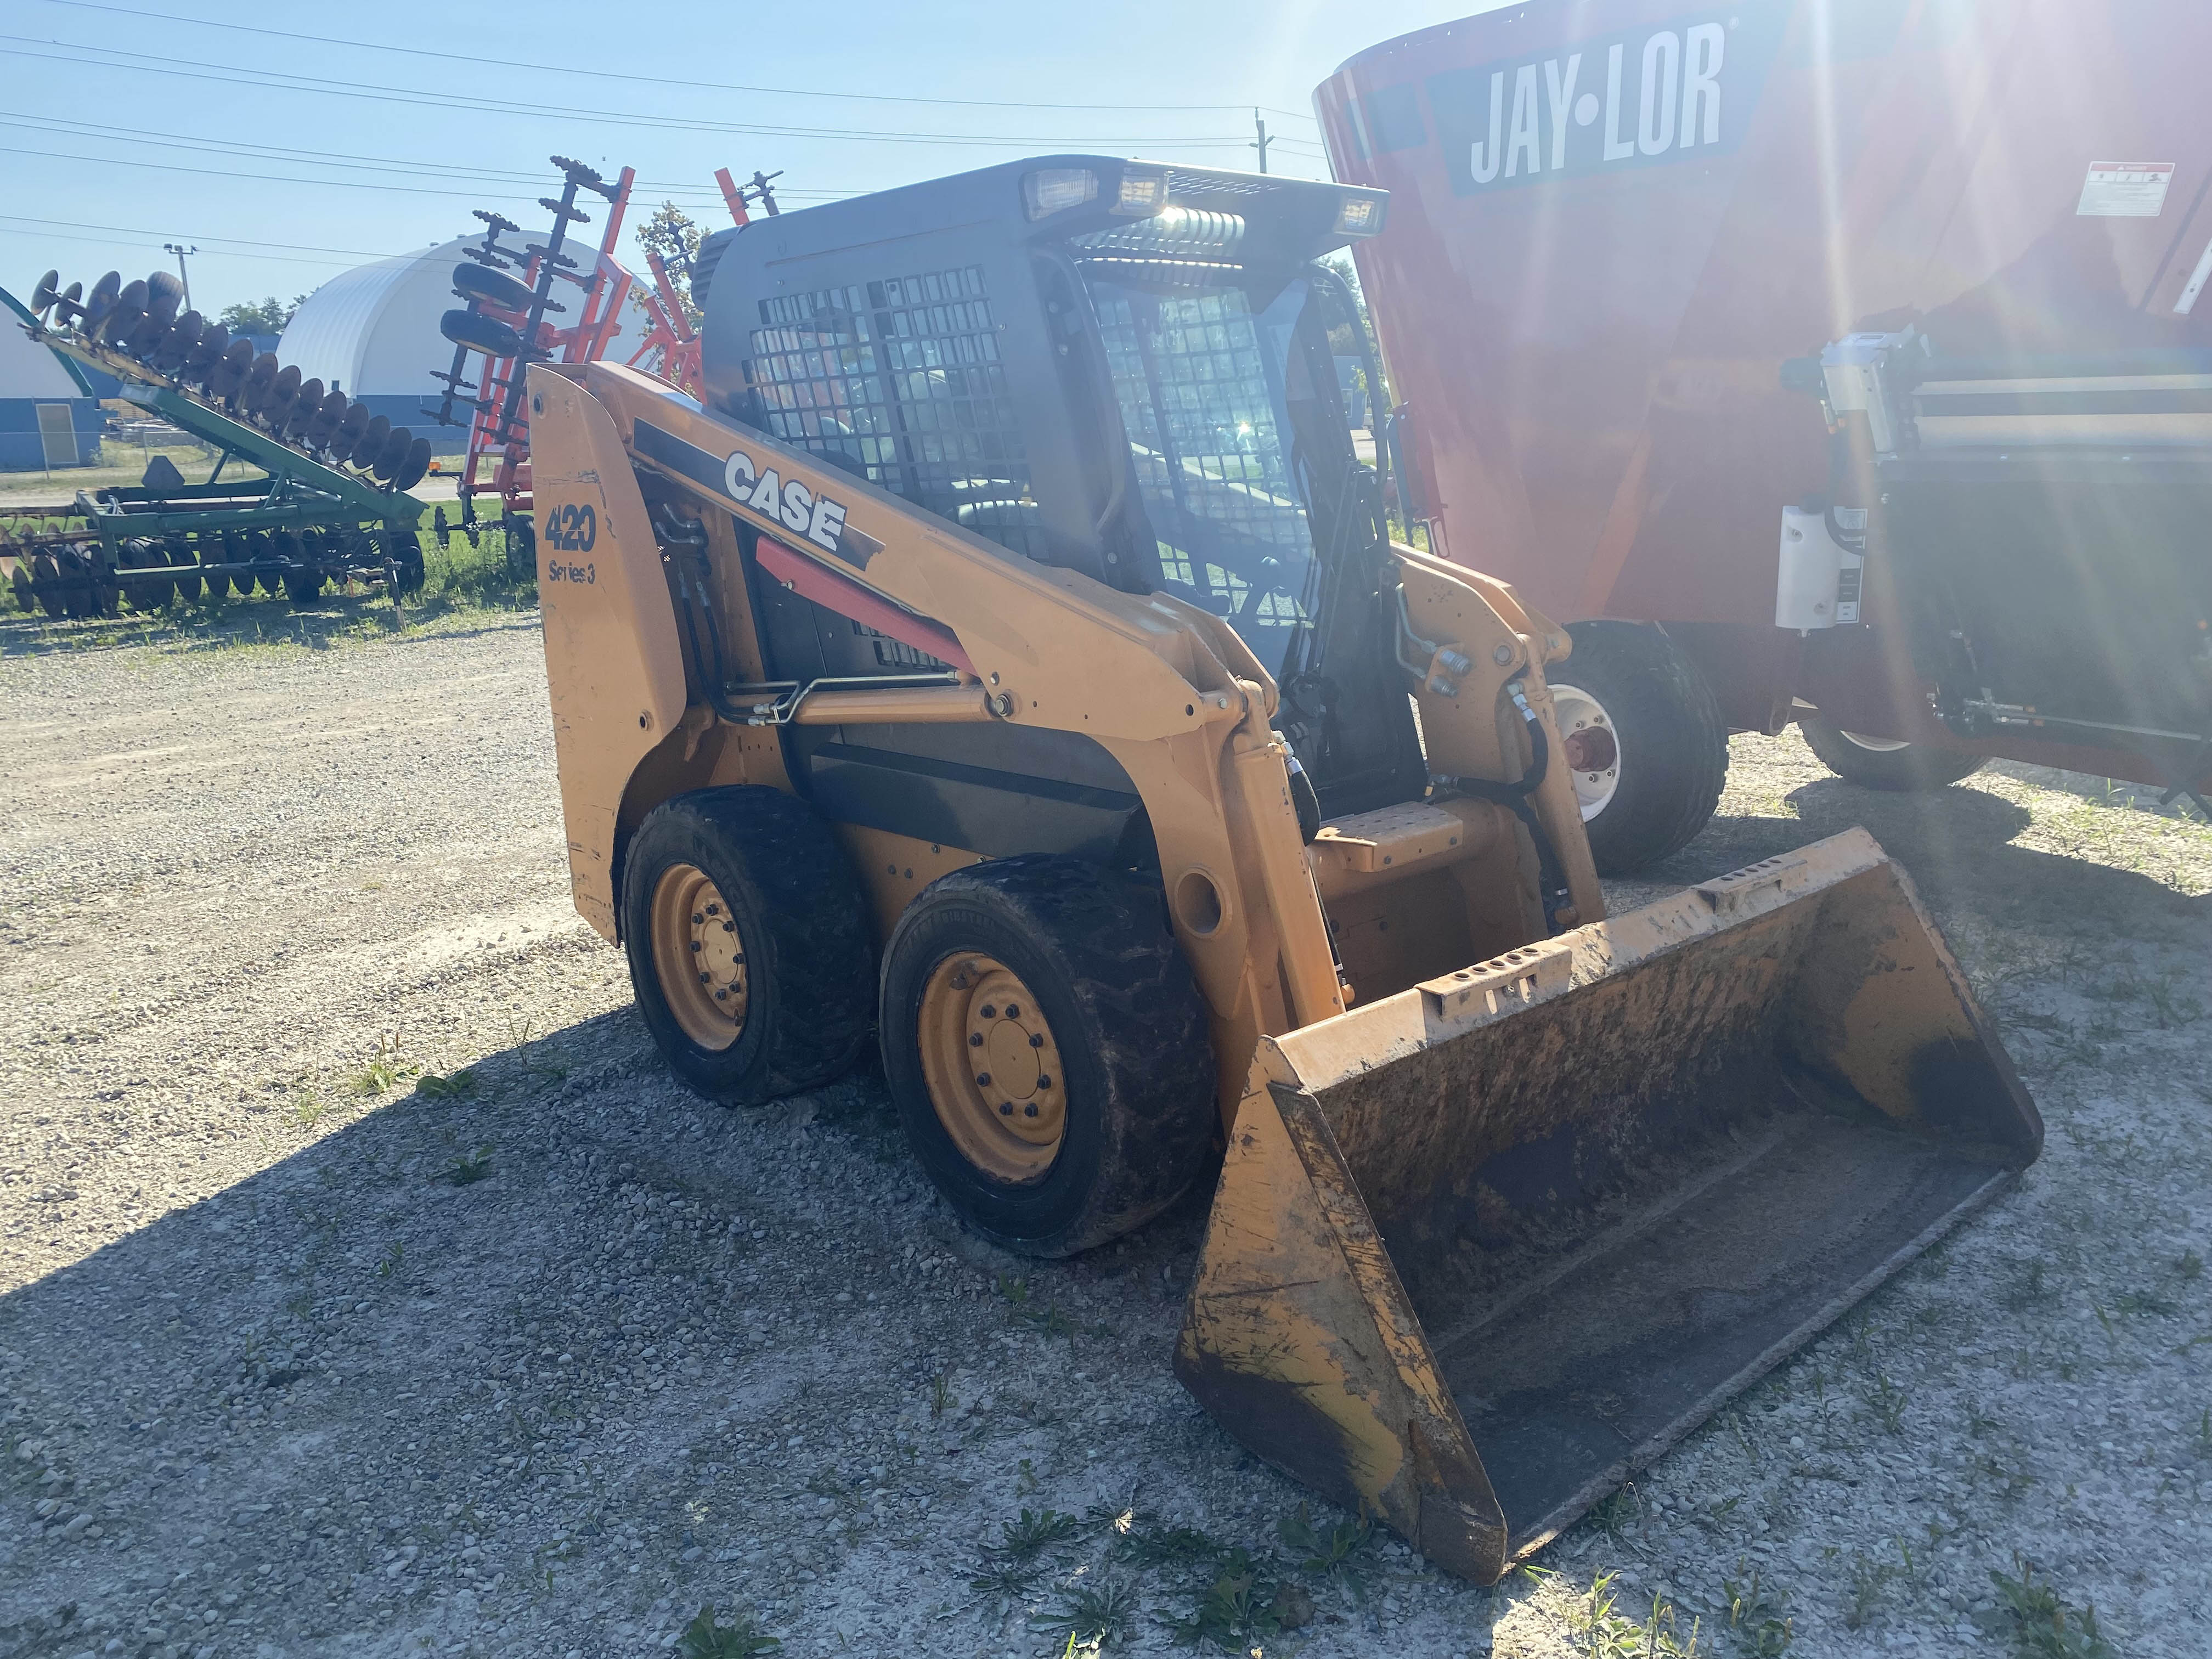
left=1818, top=329, right=1925, bottom=456
left=1775, top=505, right=1865, bottom=632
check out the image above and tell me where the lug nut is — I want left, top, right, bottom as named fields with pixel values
left=1029, top=1033, right=1043, bottom=1048
left=1005, top=1004, right=1020, bottom=1018
left=998, top=1103, right=1013, bottom=1115
left=976, top=1073, right=991, bottom=1086
left=692, top=912, right=704, bottom=924
left=1023, top=1104, right=1039, bottom=1118
left=980, top=1005, right=996, bottom=1019
left=969, top=1032, right=983, bottom=1047
left=706, top=902, right=720, bottom=915
left=1037, top=1075, right=1052, bottom=1089
left=698, top=972, right=711, bottom=984
left=690, top=941, right=702, bottom=952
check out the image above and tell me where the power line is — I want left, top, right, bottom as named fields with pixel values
left=0, top=213, right=404, bottom=266
left=26, top=0, right=1319, bottom=122
left=0, top=142, right=822, bottom=207
left=0, top=37, right=1267, bottom=150
left=0, top=115, right=848, bottom=201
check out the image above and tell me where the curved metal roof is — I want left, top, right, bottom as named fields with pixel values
left=279, top=238, right=638, bottom=397
left=0, top=286, right=95, bottom=398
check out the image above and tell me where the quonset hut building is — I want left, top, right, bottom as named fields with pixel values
left=279, top=236, right=640, bottom=453
left=0, top=286, right=104, bottom=470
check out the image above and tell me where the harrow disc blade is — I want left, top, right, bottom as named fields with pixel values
left=150, top=312, right=202, bottom=373
left=331, top=400, right=371, bottom=461
left=101, top=283, right=149, bottom=349
left=239, top=352, right=281, bottom=415
left=118, top=538, right=174, bottom=612
left=304, top=388, right=347, bottom=450
left=184, top=320, right=230, bottom=385
left=283, top=378, right=325, bottom=442
left=371, top=425, right=412, bottom=482
left=31, top=269, right=59, bottom=317
left=201, top=532, right=237, bottom=599
left=145, top=269, right=183, bottom=323
left=166, top=535, right=204, bottom=603
left=122, top=306, right=170, bottom=358
left=54, top=280, right=84, bottom=326
left=249, top=531, right=284, bottom=596
left=261, top=364, right=303, bottom=431
left=31, top=552, right=66, bottom=619
left=211, top=338, right=255, bottom=405
left=82, top=271, right=122, bottom=334
left=392, top=436, right=433, bottom=492
left=354, top=414, right=392, bottom=471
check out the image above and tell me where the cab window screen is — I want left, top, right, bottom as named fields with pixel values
left=747, top=267, right=1042, bottom=557
left=1087, top=279, right=1317, bottom=670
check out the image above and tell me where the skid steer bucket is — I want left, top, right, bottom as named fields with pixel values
left=1177, top=828, right=2039, bottom=1582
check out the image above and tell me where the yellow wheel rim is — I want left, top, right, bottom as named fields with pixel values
left=650, top=863, right=749, bottom=1051
left=918, top=953, right=1066, bottom=1183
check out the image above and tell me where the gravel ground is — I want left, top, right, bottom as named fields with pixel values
left=1, top=611, right=2208, bottom=1659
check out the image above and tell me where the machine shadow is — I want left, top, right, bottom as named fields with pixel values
left=1645, top=773, right=2203, bottom=930
left=0, top=997, right=1210, bottom=1638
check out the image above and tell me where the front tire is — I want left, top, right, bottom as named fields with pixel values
left=1798, top=719, right=1985, bottom=791
left=881, top=856, right=1215, bottom=1259
left=1549, top=621, right=1729, bottom=874
left=620, top=787, right=874, bottom=1105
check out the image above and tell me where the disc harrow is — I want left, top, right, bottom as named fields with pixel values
left=5, top=264, right=431, bottom=619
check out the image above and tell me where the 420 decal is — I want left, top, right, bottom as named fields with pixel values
left=542, top=502, right=598, bottom=552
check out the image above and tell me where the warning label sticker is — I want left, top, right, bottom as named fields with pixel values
left=2076, top=162, right=2175, bottom=218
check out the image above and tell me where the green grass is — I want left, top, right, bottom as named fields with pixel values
left=676, top=1604, right=779, bottom=1658
left=1989, top=1560, right=2113, bottom=1659
left=441, top=1144, right=495, bottom=1186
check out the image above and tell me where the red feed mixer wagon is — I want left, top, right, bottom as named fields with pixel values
left=1318, top=0, right=2212, bottom=868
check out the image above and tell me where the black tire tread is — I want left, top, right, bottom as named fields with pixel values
left=620, top=786, right=874, bottom=1106
left=882, top=855, right=1214, bottom=1258
left=1554, top=620, right=1729, bottom=873
left=1798, top=718, right=1985, bottom=792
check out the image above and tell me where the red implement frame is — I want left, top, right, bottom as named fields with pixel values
left=458, top=166, right=639, bottom=524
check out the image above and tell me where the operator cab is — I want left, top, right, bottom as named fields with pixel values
left=696, top=157, right=1421, bottom=843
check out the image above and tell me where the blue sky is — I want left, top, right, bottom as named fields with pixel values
left=1, top=0, right=1504, bottom=319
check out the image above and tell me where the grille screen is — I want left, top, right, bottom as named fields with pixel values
left=747, top=266, right=1041, bottom=557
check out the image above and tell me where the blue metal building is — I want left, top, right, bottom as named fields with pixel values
left=1, top=287, right=104, bottom=470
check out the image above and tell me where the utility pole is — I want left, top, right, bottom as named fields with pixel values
left=163, top=242, right=198, bottom=311
left=1251, top=110, right=1273, bottom=174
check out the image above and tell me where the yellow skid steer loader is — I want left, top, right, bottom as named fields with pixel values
left=520, top=157, right=2040, bottom=1581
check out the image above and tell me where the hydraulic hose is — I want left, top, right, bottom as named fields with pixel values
left=1431, top=681, right=1576, bottom=933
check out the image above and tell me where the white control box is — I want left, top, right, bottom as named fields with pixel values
left=1776, top=506, right=1865, bottom=631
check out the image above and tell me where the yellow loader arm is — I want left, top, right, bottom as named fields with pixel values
left=528, top=359, right=1597, bottom=1115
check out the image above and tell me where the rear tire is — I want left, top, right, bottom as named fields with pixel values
left=881, top=856, right=1215, bottom=1259
left=1549, top=622, right=1729, bottom=874
left=620, top=787, right=874, bottom=1105
left=1798, top=719, right=1985, bottom=791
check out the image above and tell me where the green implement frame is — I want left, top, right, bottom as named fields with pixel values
left=4, top=339, right=427, bottom=619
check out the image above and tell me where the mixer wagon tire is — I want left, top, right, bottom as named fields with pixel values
left=620, top=787, right=874, bottom=1108
left=1798, top=719, right=1985, bottom=792
left=1551, top=620, right=1728, bottom=874
left=879, top=856, right=1216, bottom=1259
